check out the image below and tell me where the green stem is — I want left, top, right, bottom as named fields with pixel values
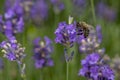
left=18, top=63, right=26, bottom=80
left=90, top=0, right=96, bottom=25
left=6, top=60, right=11, bottom=80
left=66, top=62, right=69, bottom=80
left=40, top=69, right=43, bottom=80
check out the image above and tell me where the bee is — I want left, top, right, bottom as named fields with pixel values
left=76, top=22, right=94, bottom=38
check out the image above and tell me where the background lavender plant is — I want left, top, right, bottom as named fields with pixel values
left=111, top=54, right=120, bottom=79
left=0, top=38, right=25, bottom=62
left=96, top=2, right=116, bottom=22
left=72, top=0, right=87, bottom=16
left=30, top=0, right=48, bottom=26
left=50, top=0, right=65, bottom=14
left=0, top=3, right=24, bottom=36
left=77, top=21, right=115, bottom=79
left=79, top=53, right=114, bottom=80
left=0, top=0, right=119, bottom=80
left=33, top=37, right=54, bottom=68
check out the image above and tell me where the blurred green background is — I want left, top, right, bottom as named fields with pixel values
left=0, top=0, right=120, bottom=80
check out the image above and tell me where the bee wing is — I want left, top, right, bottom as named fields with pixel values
left=87, top=25, right=96, bottom=37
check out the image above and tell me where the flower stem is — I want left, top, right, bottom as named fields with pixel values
left=90, top=0, right=96, bottom=25
left=66, top=62, right=69, bottom=80
left=40, top=69, right=43, bottom=80
left=18, top=63, right=26, bottom=80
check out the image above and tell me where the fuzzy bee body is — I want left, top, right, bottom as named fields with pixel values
left=76, top=22, right=93, bottom=38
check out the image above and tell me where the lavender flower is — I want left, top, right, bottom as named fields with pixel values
left=96, top=2, right=116, bottom=21
left=72, top=0, right=86, bottom=8
left=79, top=53, right=114, bottom=80
left=0, top=37, right=25, bottom=63
left=5, top=0, right=32, bottom=12
left=5, top=0, right=24, bottom=16
left=81, top=53, right=100, bottom=66
left=78, top=23, right=115, bottom=80
left=33, top=37, right=54, bottom=68
left=96, top=25, right=102, bottom=43
left=20, top=0, right=34, bottom=12
left=0, top=4, right=24, bottom=36
left=55, top=21, right=76, bottom=47
left=30, top=0, right=48, bottom=25
left=55, top=17, right=77, bottom=63
left=4, top=0, right=17, bottom=11
left=111, top=54, right=120, bottom=78
left=79, top=25, right=104, bottom=55
left=19, top=0, right=34, bottom=21
left=72, top=0, right=87, bottom=16
left=50, top=0, right=65, bottom=14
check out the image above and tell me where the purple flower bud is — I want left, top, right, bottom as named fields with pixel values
left=55, top=22, right=76, bottom=47
left=33, top=36, right=54, bottom=68
left=4, top=0, right=34, bottom=21
left=0, top=38, right=26, bottom=63
left=0, top=9, right=24, bottom=36
left=79, top=53, right=114, bottom=80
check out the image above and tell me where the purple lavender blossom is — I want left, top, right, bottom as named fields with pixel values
left=20, top=0, right=34, bottom=16
left=5, top=0, right=24, bottom=16
left=0, top=37, right=25, bottom=63
left=77, top=23, right=114, bottom=80
left=96, top=25, right=102, bottom=43
left=96, top=2, right=116, bottom=21
left=30, top=0, right=48, bottom=25
left=4, top=0, right=16, bottom=11
left=33, top=37, right=54, bottom=68
left=79, top=25, right=104, bottom=55
left=4, top=0, right=34, bottom=20
left=50, top=0, right=65, bottom=14
left=81, top=53, right=100, bottom=66
left=55, top=22, right=76, bottom=47
left=4, top=0, right=32, bottom=12
left=72, top=0, right=86, bottom=7
left=0, top=9, right=24, bottom=37
left=72, top=0, right=86, bottom=16
left=79, top=53, right=114, bottom=80
left=111, top=55, right=120, bottom=78
left=0, top=0, right=24, bottom=36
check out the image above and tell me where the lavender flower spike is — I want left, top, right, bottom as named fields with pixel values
left=0, top=3, right=24, bottom=35
left=50, top=0, right=65, bottom=14
left=111, top=54, right=120, bottom=78
left=0, top=37, right=25, bottom=63
left=79, top=53, right=114, bottom=80
left=55, top=17, right=76, bottom=47
left=79, top=25, right=104, bottom=55
left=30, top=0, right=48, bottom=25
left=33, top=36, right=54, bottom=68
left=96, top=2, right=116, bottom=21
